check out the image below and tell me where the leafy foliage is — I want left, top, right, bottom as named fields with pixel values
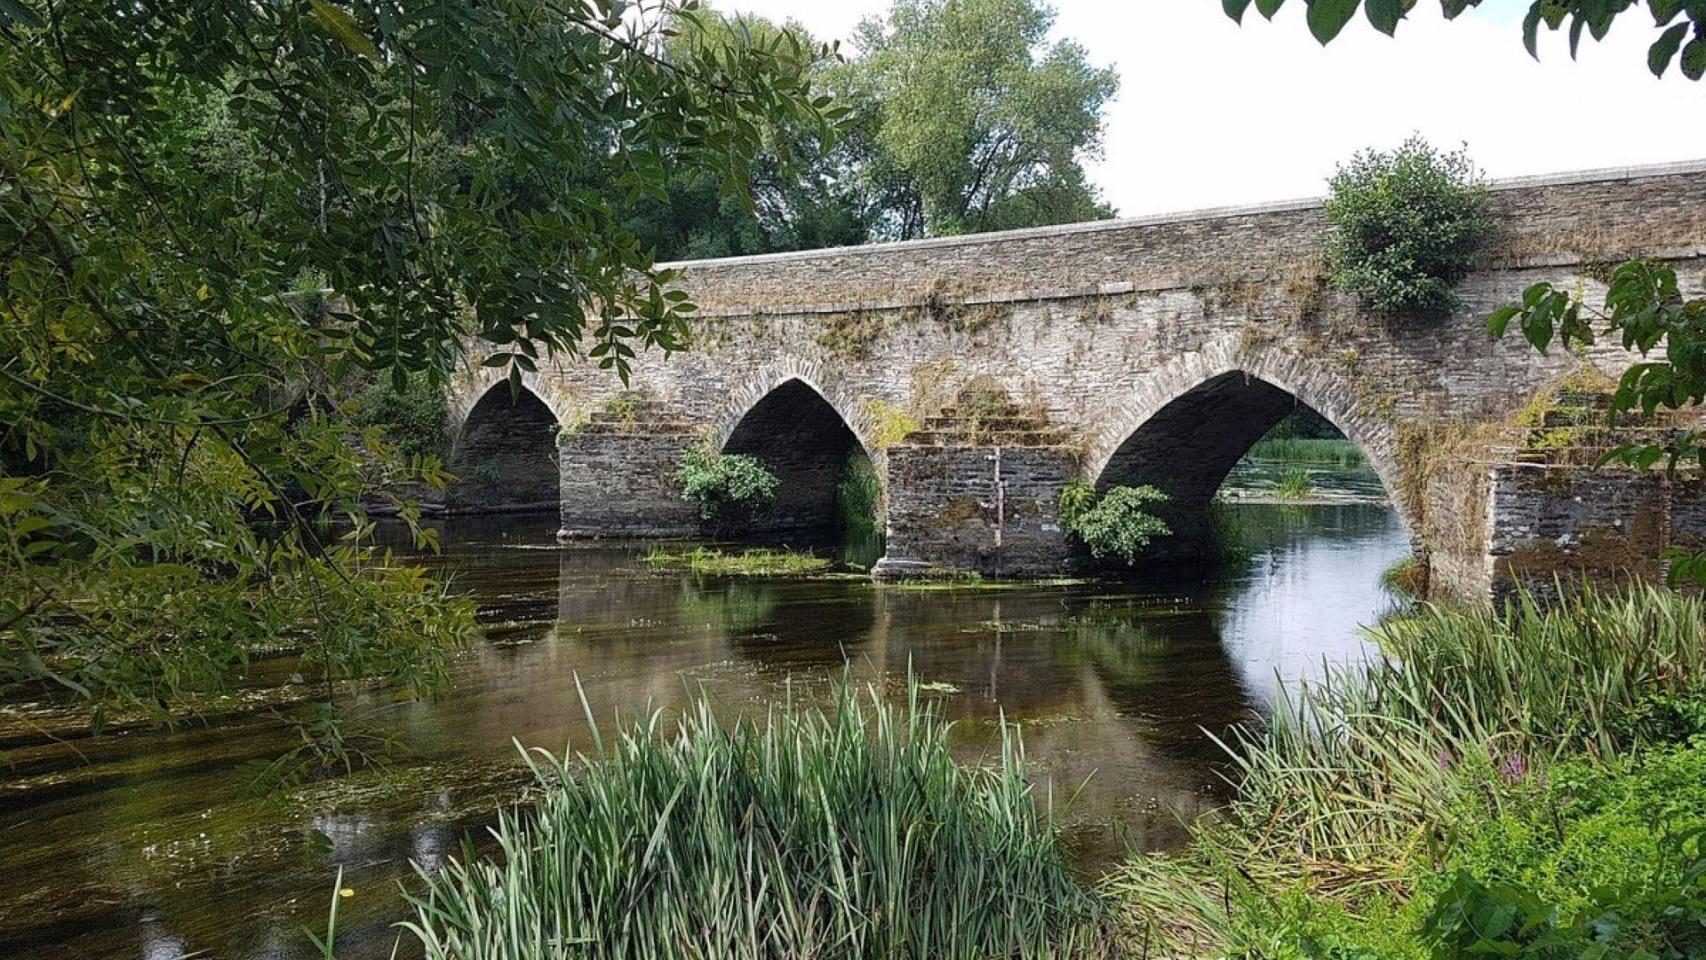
left=1324, top=137, right=1492, bottom=316
left=401, top=680, right=1108, bottom=958
left=1489, top=260, right=1706, bottom=466
left=348, top=372, right=449, bottom=459
left=630, top=0, right=1121, bottom=258
left=0, top=0, right=835, bottom=735
left=1059, top=482, right=1171, bottom=565
left=853, top=0, right=1119, bottom=238
left=1107, top=587, right=1706, bottom=958
left=1221, top=0, right=1706, bottom=80
left=677, top=447, right=781, bottom=525
left=1422, top=745, right=1706, bottom=959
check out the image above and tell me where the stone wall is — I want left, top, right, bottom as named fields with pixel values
left=878, top=444, right=1075, bottom=579
left=1485, top=464, right=1705, bottom=605
left=558, top=430, right=700, bottom=538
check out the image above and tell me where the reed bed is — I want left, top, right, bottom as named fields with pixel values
left=402, top=681, right=1109, bottom=960
left=1237, top=586, right=1705, bottom=863
left=1107, top=585, right=1706, bottom=945
left=1243, top=437, right=1366, bottom=466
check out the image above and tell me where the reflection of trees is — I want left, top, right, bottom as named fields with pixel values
left=675, top=579, right=778, bottom=638
left=1061, top=598, right=1256, bottom=758
left=1061, top=600, right=1171, bottom=689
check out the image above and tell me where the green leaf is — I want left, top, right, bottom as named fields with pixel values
left=1308, top=0, right=1362, bottom=43
left=1681, top=36, right=1706, bottom=80
left=1522, top=3, right=1543, bottom=58
left=1486, top=305, right=1521, bottom=338
left=309, top=1, right=380, bottom=61
left=1255, top=0, right=1288, bottom=19
left=0, top=0, right=43, bottom=28
left=1649, top=22, right=1689, bottom=77
left=1366, top=0, right=1405, bottom=35
left=1224, top=0, right=1257, bottom=20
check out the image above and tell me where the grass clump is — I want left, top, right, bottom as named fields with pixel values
left=643, top=545, right=832, bottom=577
left=1107, top=585, right=1706, bottom=956
left=401, top=681, right=1109, bottom=959
left=1379, top=554, right=1426, bottom=600
left=1274, top=467, right=1314, bottom=500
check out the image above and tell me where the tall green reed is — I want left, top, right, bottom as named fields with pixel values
left=1106, top=585, right=1706, bottom=949
left=1209, top=585, right=1702, bottom=870
left=1243, top=438, right=1365, bottom=467
left=401, top=679, right=1108, bottom=959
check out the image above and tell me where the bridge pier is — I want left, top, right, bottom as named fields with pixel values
left=1425, top=460, right=1706, bottom=605
left=557, top=398, right=701, bottom=539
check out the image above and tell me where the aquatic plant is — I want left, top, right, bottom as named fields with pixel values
left=1274, top=467, right=1314, bottom=500
left=1059, top=482, right=1171, bottom=565
left=400, top=681, right=1109, bottom=959
left=643, top=546, right=831, bottom=577
left=835, top=453, right=884, bottom=567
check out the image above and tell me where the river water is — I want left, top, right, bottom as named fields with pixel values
left=1, top=467, right=1405, bottom=959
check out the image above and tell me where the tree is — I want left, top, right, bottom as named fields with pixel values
left=624, top=12, right=878, bottom=260
left=1226, top=0, right=1706, bottom=583
left=624, top=0, right=1123, bottom=260
left=852, top=0, right=1119, bottom=238
left=0, top=0, right=835, bottom=751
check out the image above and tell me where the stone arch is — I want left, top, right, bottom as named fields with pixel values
left=710, top=359, right=878, bottom=460
left=1083, top=339, right=1412, bottom=545
left=714, top=366, right=878, bottom=539
left=446, top=377, right=563, bottom=514
left=446, top=364, right=577, bottom=445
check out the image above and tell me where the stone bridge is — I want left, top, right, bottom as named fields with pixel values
left=443, top=161, right=1706, bottom=602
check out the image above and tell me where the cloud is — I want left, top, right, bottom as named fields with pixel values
left=718, top=0, right=1706, bottom=216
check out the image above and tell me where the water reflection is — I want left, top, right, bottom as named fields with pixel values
left=1, top=492, right=1407, bottom=960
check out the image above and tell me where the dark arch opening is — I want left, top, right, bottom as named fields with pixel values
left=447, top=383, right=560, bottom=514
left=1095, top=371, right=1382, bottom=558
left=723, top=379, right=869, bottom=544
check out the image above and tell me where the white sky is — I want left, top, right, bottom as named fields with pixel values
left=716, top=0, right=1706, bottom=217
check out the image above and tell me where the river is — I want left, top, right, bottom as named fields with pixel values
left=0, top=466, right=1406, bottom=959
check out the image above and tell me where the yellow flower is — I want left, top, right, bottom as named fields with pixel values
left=339, top=888, right=355, bottom=899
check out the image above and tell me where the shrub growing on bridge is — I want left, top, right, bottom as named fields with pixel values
left=1059, top=481, right=1172, bottom=565
left=1325, top=136, right=1492, bottom=317
left=678, top=447, right=780, bottom=527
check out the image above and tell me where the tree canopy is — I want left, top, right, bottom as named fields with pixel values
left=0, top=0, right=835, bottom=747
left=629, top=0, right=1120, bottom=259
